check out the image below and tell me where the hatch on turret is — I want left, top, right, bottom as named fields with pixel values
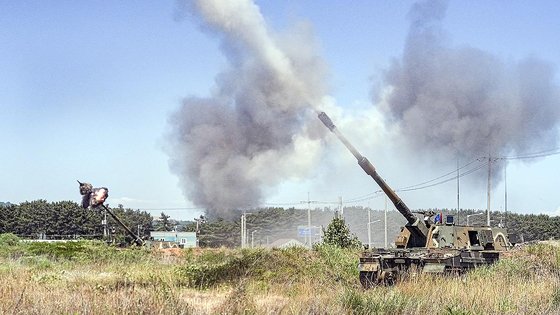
left=467, top=229, right=495, bottom=250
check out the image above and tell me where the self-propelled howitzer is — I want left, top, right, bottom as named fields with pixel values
left=318, top=112, right=427, bottom=247
left=317, top=112, right=512, bottom=287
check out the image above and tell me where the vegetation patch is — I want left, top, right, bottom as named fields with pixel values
left=0, top=237, right=559, bottom=314
left=176, top=248, right=313, bottom=288
left=25, top=241, right=88, bottom=260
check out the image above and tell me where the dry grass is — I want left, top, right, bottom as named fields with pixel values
left=0, top=241, right=559, bottom=314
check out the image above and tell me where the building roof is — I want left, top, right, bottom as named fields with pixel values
left=150, top=231, right=196, bottom=236
left=268, top=238, right=306, bottom=248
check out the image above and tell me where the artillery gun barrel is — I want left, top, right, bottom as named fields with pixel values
left=101, top=204, right=144, bottom=246
left=318, top=112, right=427, bottom=235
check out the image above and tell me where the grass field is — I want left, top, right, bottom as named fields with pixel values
left=0, top=234, right=559, bottom=314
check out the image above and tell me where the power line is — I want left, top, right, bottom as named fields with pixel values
left=262, top=202, right=306, bottom=207
left=499, top=148, right=560, bottom=160
left=280, top=159, right=488, bottom=205
left=136, top=207, right=205, bottom=211
left=344, top=190, right=383, bottom=203
left=342, top=158, right=485, bottom=203
left=346, top=145, right=560, bottom=196
left=397, top=160, right=488, bottom=192
left=135, top=147, right=560, bottom=211
left=396, top=158, right=481, bottom=190
left=344, top=192, right=384, bottom=204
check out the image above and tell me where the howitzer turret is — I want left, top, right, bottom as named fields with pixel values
left=318, top=112, right=427, bottom=247
left=317, top=111, right=512, bottom=287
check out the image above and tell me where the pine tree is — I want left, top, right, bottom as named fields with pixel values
left=322, top=216, right=362, bottom=248
left=155, top=212, right=174, bottom=231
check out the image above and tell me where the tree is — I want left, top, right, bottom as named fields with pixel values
left=154, top=212, right=174, bottom=231
left=322, top=217, right=362, bottom=248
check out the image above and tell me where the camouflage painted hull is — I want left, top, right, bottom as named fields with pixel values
left=359, top=248, right=500, bottom=288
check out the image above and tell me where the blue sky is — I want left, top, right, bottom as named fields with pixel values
left=1, top=1, right=559, bottom=220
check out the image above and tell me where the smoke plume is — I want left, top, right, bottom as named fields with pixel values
left=166, top=0, right=327, bottom=217
left=380, top=0, right=560, bottom=177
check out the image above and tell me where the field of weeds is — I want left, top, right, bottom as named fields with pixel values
left=0, top=234, right=559, bottom=314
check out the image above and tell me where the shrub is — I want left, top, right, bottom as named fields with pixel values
left=0, top=233, right=20, bottom=246
left=314, top=244, right=359, bottom=284
left=175, top=248, right=273, bottom=288
left=25, top=241, right=88, bottom=260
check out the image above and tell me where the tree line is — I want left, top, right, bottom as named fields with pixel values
left=0, top=200, right=152, bottom=243
left=182, top=207, right=560, bottom=248
left=1, top=201, right=557, bottom=247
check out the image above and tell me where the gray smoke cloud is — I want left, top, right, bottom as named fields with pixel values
left=166, top=0, right=327, bottom=218
left=380, top=0, right=560, bottom=178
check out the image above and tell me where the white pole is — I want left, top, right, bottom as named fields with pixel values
left=367, top=220, right=381, bottom=247
left=487, top=156, right=492, bottom=226
left=504, top=162, right=508, bottom=228
left=251, top=230, right=256, bottom=248
left=307, top=192, right=312, bottom=248
left=103, top=210, right=107, bottom=238
left=241, top=214, right=245, bottom=248
left=384, top=194, right=388, bottom=249
left=457, top=157, right=460, bottom=224
left=244, top=212, right=252, bottom=248
left=367, top=208, right=371, bottom=248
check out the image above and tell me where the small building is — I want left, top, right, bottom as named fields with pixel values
left=150, top=231, right=197, bottom=248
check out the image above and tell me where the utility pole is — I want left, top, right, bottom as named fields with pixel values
left=102, top=209, right=108, bottom=239
left=194, top=216, right=206, bottom=248
left=251, top=230, right=257, bottom=248
left=240, top=213, right=245, bottom=248
left=504, top=162, right=508, bottom=228
left=457, top=157, right=460, bottom=224
left=367, top=220, right=381, bottom=248
left=100, top=204, right=144, bottom=246
left=384, top=194, right=388, bottom=248
left=487, top=156, right=492, bottom=226
left=367, top=207, right=371, bottom=248
left=308, top=193, right=312, bottom=247
left=241, top=212, right=252, bottom=248
left=300, top=194, right=318, bottom=248
left=339, top=196, right=344, bottom=217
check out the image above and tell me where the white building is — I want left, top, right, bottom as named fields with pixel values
left=149, top=231, right=197, bottom=248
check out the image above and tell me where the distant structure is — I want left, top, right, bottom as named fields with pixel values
left=149, top=231, right=197, bottom=248
left=267, top=238, right=306, bottom=249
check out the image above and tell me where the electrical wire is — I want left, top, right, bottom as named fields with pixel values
left=397, top=160, right=488, bottom=192
left=343, top=158, right=484, bottom=203
left=135, top=207, right=205, bottom=211
left=134, top=146, right=560, bottom=211
left=344, top=190, right=383, bottom=203
left=499, top=148, right=560, bottom=160
left=343, top=145, right=560, bottom=197
left=396, top=158, right=480, bottom=190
